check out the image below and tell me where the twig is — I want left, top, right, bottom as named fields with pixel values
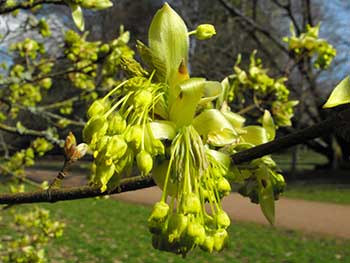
left=217, top=0, right=289, bottom=54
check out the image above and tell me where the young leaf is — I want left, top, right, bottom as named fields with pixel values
left=262, top=110, right=276, bottom=141
left=169, top=78, right=205, bottom=127
left=240, top=126, right=268, bottom=145
left=70, top=4, right=85, bottom=31
left=323, top=76, right=350, bottom=108
left=256, top=166, right=275, bottom=225
left=148, top=3, right=189, bottom=104
left=193, top=109, right=236, bottom=137
left=150, top=121, right=176, bottom=140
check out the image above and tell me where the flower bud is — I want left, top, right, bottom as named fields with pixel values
left=217, top=177, right=231, bottom=197
left=87, top=99, right=110, bottom=119
left=187, top=221, right=206, bottom=245
left=125, top=125, right=142, bottom=150
left=80, top=0, right=113, bottom=10
left=148, top=201, right=170, bottom=234
left=213, top=229, right=228, bottom=252
left=107, top=113, right=126, bottom=135
left=134, top=90, right=153, bottom=110
left=99, top=43, right=110, bottom=53
left=167, top=213, right=188, bottom=242
left=83, top=116, right=108, bottom=144
left=95, top=162, right=115, bottom=192
left=194, top=24, right=216, bottom=40
left=150, top=201, right=169, bottom=221
left=106, top=135, right=127, bottom=160
left=200, top=235, right=214, bottom=253
left=136, top=150, right=153, bottom=176
left=40, top=78, right=52, bottom=89
left=181, top=192, right=201, bottom=214
left=215, top=210, right=231, bottom=229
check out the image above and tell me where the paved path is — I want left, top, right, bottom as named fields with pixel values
left=26, top=169, right=350, bottom=239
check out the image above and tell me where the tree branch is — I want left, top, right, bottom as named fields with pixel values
left=1, top=108, right=350, bottom=205
left=0, top=0, right=66, bottom=14
left=217, top=0, right=289, bottom=54
left=0, top=122, right=63, bottom=145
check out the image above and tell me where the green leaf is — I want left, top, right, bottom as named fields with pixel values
left=199, top=81, right=222, bottom=105
left=256, top=166, right=275, bottom=225
left=193, top=109, right=235, bottom=136
left=217, top=77, right=230, bottom=107
left=148, top=3, right=189, bottom=103
left=323, top=76, right=350, bottom=108
left=206, top=149, right=231, bottom=168
left=208, top=128, right=237, bottom=146
left=150, top=121, right=176, bottom=140
left=70, top=4, right=85, bottom=31
left=169, top=78, right=205, bottom=127
left=222, top=110, right=246, bottom=129
left=262, top=110, right=275, bottom=141
left=240, top=126, right=268, bottom=145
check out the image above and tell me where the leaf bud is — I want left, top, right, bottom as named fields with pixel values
left=64, top=131, right=77, bottom=159
left=70, top=143, right=89, bottom=161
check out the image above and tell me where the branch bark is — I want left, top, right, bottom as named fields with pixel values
left=1, top=107, right=350, bottom=205
left=217, top=0, right=289, bottom=54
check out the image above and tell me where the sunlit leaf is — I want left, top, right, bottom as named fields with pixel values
left=262, top=110, right=275, bottom=141
left=240, top=126, right=268, bottom=145
left=256, top=165, right=275, bottom=225
left=148, top=3, right=189, bottom=93
left=150, top=121, right=176, bottom=140
left=169, top=78, right=205, bottom=127
left=323, top=76, right=350, bottom=108
left=70, top=4, right=85, bottom=31
left=193, top=109, right=236, bottom=136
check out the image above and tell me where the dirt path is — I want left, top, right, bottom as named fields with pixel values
left=26, top=169, right=350, bottom=239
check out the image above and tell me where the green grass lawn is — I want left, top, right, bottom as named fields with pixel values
left=1, top=190, right=350, bottom=263
left=284, top=183, right=350, bottom=204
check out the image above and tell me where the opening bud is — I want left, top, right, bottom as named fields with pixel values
left=193, top=24, right=216, bottom=40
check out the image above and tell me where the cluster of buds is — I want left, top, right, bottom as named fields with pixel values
left=83, top=76, right=165, bottom=191
left=149, top=126, right=231, bottom=257
left=283, top=23, right=336, bottom=69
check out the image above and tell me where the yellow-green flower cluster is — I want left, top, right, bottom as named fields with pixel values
left=283, top=23, right=336, bottom=69
left=223, top=51, right=298, bottom=127
left=149, top=126, right=231, bottom=257
left=84, top=76, right=165, bottom=191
